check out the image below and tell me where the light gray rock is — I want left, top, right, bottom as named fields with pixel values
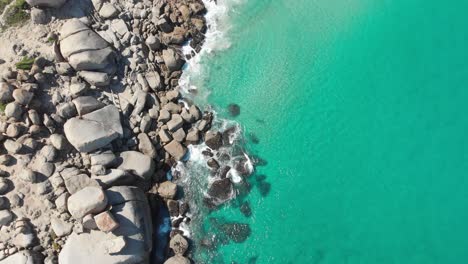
left=162, top=49, right=183, bottom=72
left=0, top=210, right=13, bottom=226
left=146, top=35, right=160, bottom=50
left=51, top=218, right=73, bottom=237
left=138, top=133, right=157, bottom=159
left=185, top=128, right=200, bottom=144
left=31, top=8, right=49, bottom=24
left=189, top=105, right=201, bottom=121
left=63, top=173, right=99, bottom=194
left=145, top=71, right=161, bottom=91
left=99, top=3, right=118, bottom=19
left=61, top=186, right=152, bottom=263
left=57, top=102, right=77, bottom=119
left=18, top=169, right=36, bottom=183
left=0, top=250, right=43, bottom=264
left=117, top=151, right=155, bottom=181
left=90, top=151, right=116, bottom=167
left=167, top=114, right=183, bottom=132
left=72, top=96, right=105, bottom=116
left=169, top=234, right=188, bottom=255
left=0, top=82, right=13, bottom=103
left=92, top=169, right=132, bottom=187
left=50, top=134, right=67, bottom=150
left=0, top=179, right=9, bottom=195
left=28, top=110, right=41, bottom=125
left=157, top=181, right=177, bottom=199
left=26, top=0, right=67, bottom=8
left=4, top=139, right=22, bottom=154
left=12, top=89, right=33, bottom=106
left=172, top=128, right=186, bottom=143
left=159, top=128, right=172, bottom=143
left=111, top=19, right=129, bottom=37
left=78, top=71, right=110, bottom=86
left=158, top=109, right=171, bottom=123
left=12, top=233, right=35, bottom=248
left=164, top=256, right=191, bottom=264
left=64, top=105, right=123, bottom=153
left=60, top=19, right=116, bottom=72
left=164, top=140, right=187, bottom=161
left=67, top=186, right=107, bottom=219
left=5, top=102, right=23, bottom=120
left=70, top=82, right=88, bottom=95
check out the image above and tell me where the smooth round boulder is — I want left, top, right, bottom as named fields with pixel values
left=4, top=102, right=23, bottom=120
left=12, top=89, right=33, bottom=105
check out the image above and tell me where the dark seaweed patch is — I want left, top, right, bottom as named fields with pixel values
left=248, top=132, right=260, bottom=144
left=227, top=103, right=241, bottom=117
left=257, top=181, right=271, bottom=197
left=240, top=201, right=252, bottom=217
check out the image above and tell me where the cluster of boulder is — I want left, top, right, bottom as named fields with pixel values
left=0, top=0, right=232, bottom=263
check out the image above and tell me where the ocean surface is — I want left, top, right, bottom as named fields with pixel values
left=182, top=0, right=468, bottom=263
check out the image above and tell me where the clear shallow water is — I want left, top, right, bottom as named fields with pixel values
left=187, top=0, right=468, bottom=263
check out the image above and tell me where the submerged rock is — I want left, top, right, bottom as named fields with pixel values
left=227, top=103, right=240, bottom=117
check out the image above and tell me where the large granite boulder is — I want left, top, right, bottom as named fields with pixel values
left=59, top=187, right=152, bottom=264
left=60, top=19, right=116, bottom=72
left=64, top=105, right=123, bottom=153
left=26, top=0, right=67, bottom=8
left=67, top=186, right=108, bottom=219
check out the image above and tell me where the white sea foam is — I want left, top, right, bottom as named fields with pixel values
left=173, top=0, right=250, bottom=240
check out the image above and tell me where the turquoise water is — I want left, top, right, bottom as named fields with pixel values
left=192, top=0, right=468, bottom=263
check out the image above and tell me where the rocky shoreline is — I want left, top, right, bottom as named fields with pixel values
left=0, top=0, right=252, bottom=263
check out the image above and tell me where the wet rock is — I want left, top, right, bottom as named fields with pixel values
left=67, top=186, right=108, bottom=219
left=117, top=151, right=155, bottom=181
left=208, top=178, right=233, bottom=201
left=167, top=199, right=179, bottom=217
left=157, top=181, right=177, bottom=199
left=240, top=201, right=252, bottom=217
left=205, top=131, right=222, bottom=150
left=169, top=234, right=188, bottom=255
left=219, top=222, right=251, bottom=243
